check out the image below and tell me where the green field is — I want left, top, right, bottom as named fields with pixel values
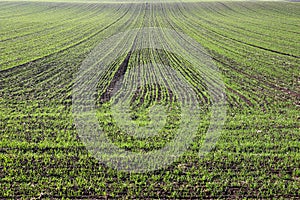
left=0, top=0, right=299, bottom=198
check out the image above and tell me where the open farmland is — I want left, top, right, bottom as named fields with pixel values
left=0, top=0, right=299, bottom=198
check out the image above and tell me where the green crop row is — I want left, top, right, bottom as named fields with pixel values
left=0, top=1, right=299, bottom=199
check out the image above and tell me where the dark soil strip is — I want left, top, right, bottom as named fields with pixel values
left=100, top=50, right=133, bottom=103
left=243, top=42, right=300, bottom=59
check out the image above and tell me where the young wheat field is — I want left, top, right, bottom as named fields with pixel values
left=0, top=0, right=299, bottom=198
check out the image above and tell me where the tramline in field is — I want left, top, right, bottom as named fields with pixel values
left=0, top=0, right=299, bottom=198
